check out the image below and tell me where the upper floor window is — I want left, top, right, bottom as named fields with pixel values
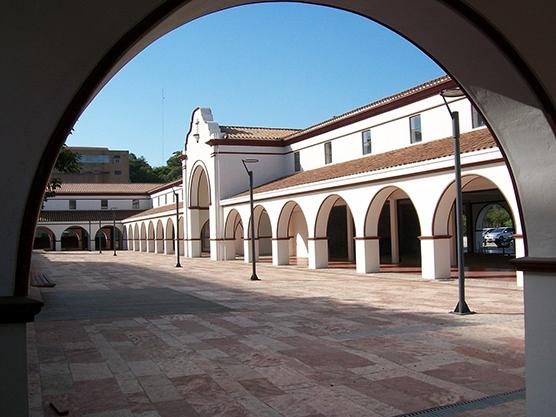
left=324, top=142, right=332, bottom=164
left=471, top=105, right=486, bottom=128
left=113, top=155, right=120, bottom=164
left=101, top=199, right=108, bottom=210
left=132, top=199, right=140, bottom=209
left=114, top=170, right=122, bottom=175
left=69, top=199, right=76, bottom=210
left=79, top=154, right=111, bottom=164
left=164, top=194, right=168, bottom=205
left=409, top=114, right=422, bottom=144
left=362, top=129, right=372, bottom=155
left=294, top=151, right=301, bottom=172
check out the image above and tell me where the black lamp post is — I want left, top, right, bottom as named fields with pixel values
left=98, top=219, right=102, bottom=254
left=440, top=88, right=473, bottom=315
left=112, top=208, right=117, bottom=256
left=172, top=187, right=182, bottom=268
left=242, top=159, right=260, bottom=281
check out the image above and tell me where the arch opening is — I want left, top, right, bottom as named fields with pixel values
left=61, top=226, right=90, bottom=251
left=33, top=227, right=55, bottom=251
left=434, top=175, right=519, bottom=275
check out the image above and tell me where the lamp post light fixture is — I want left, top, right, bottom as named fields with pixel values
left=440, top=87, right=473, bottom=315
left=111, top=208, right=117, bottom=256
left=242, top=159, right=261, bottom=281
left=172, top=187, right=182, bottom=268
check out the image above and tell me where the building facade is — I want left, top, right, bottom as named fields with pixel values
left=36, top=76, right=523, bottom=286
left=53, top=146, right=130, bottom=183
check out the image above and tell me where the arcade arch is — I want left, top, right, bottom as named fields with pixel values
left=165, top=218, right=175, bottom=255
left=188, top=163, right=211, bottom=257
left=147, top=221, right=155, bottom=253
left=274, top=201, right=309, bottom=266
left=223, top=209, right=245, bottom=260
left=33, top=227, right=55, bottom=251
left=156, top=220, right=165, bottom=253
left=61, top=226, right=89, bottom=251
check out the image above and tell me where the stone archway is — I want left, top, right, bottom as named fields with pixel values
left=3, top=3, right=556, bottom=416
left=223, top=209, right=245, bottom=260
left=188, top=163, right=210, bottom=257
left=155, top=220, right=164, bottom=254
left=33, top=227, right=55, bottom=251
left=311, top=195, right=356, bottom=269
left=273, top=201, right=309, bottom=267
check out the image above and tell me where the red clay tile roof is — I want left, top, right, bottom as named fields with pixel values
left=282, top=76, right=452, bottom=142
left=147, top=178, right=183, bottom=194
left=124, top=202, right=184, bottom=220
left=210, top=76, right=454, bottom=148
left=55, top=183, right=163, bottom=195
left=220, top=126, right=300, bottom=141
left=38, top=210, right=144, bottom=222
left=232, top=128, right=496, bottom=197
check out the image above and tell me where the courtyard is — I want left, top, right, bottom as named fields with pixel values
left=29, top=251, right=524, bottom=417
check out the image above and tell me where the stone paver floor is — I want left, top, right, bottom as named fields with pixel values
left=28, top=251, right=525, bottom=417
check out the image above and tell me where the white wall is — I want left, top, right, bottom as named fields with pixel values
left=43, top=196, right=151, bottom=210
left=291, top=96, right=478, bottom=172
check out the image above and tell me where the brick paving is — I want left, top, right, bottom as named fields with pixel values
left=28, top=251, right=525, bottom=417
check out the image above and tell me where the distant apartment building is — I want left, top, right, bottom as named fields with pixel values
left=53, top=147, right=130, bottom=183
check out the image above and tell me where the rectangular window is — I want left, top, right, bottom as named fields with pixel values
left=294, top=151, right=301, bottom=172
left=362, top=129, right=372, bottom=155
left=409, top=114, right=422, bottom=144
left=113, top=155, right=120, bottom=163
left=132, top=199, right=140, bottom=209
left=79, top=154, right=111, bottom=164
left=164, top=194, right=167, bottom=205
left=173, top=193, right=176, bottom=203
left=101, top=199, right=108, bottom=210
left=114, top=170, right=122, bottom=175
left=69, top=199, right=76, bottom=210
left=471, top=105, right=486, bottom=128
left=324, top=142, right=332, bottom=164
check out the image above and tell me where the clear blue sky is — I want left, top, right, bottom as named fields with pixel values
left=68, top=3, right=444, bottom=166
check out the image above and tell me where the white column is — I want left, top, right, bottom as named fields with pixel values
left=308, top=238, right=327, bottom=269
left=0, top=323, right=30, bottom=417
left=355, top=238, right=380, bottom=273
left=54, top=239, right=61, bottom=251
left=243, top=239, right=259, bottom=262
left=272, top=238, right=290, bottom=266
left=420, top=237, right=451, bottom=279
left=389, top=200, right=399, bottom=264
left=522, top=267, right=556, bottom=417
left=514, top=235, right=525, bottom=287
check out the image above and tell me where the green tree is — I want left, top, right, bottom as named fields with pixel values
left=153, top=151, right=182, bottom=183
left=484, top=205, right=513, bottom=228
left=129, top=153, right=164, bottom=183
left=44, top=145, right=81, bottom=201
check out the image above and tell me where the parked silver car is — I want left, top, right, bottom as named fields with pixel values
left=483, top=227, right=514, bottom=247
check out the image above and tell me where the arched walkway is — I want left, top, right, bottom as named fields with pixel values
left=223, top=209, right=245, bottom=260
left=147, top=221, right=155, bottom=253
left=188, top=163, right=210, bottom=257
left=433, top=174, right=522, bottom=279
left=133, top=224, right=140, bottom=251
left=33, top=227, right=55, bottom=251
left=140, top=223, right=147, bottom=252
left=311, top=195, right=355, bottom=269
left=62, top=226, right=89, bottom=251
left=358, top=186, right=421, bottom=274
left=155, top=220, right=164, bottom=254
left=127, top=225, right=133, bottom=250
left=165, top=218, right=175, bottom=255
left=95, top=226, right=122, bottom=251
left=274, top=201, right=309, bottom=266
left=4, top=3, right=556, bottom=416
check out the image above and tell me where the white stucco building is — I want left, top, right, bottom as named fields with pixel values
left=37, top=76, right=524, bottom=286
